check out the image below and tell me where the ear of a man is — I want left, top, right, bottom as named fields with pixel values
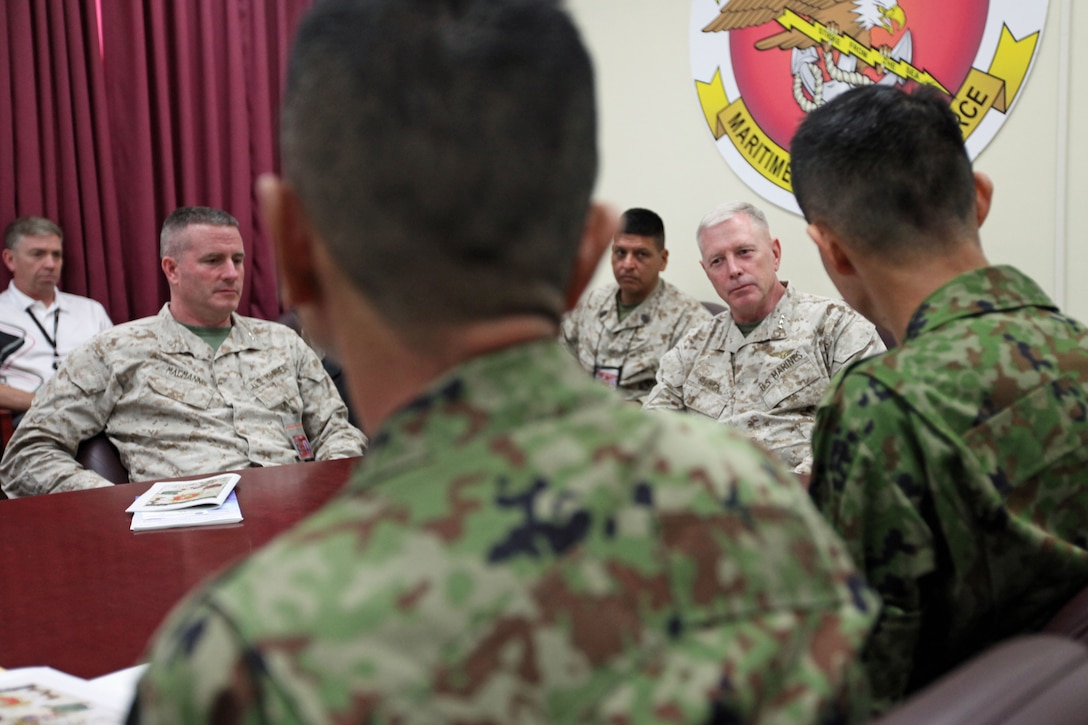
left=160, top=256, right=178, bottom=285
left=974, top=171, right=994, bottom=228
left=807, top=222, right=857, bottom=277
left=258, top=174, right=319, bottom=311
left=565, top=202, right=618, bottom=311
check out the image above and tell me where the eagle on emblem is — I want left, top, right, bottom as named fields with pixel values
left=704, top=0, right=913, bottom=110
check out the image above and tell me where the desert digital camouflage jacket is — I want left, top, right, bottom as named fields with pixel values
left=809, top=266, right=1088, bottom=713
left=644, top=283, right=883, bottom=475
left=561, top=279, right=710, bottom=403
left=0, top=305, right=364, bottom=496
left=133, top=340, right=877, bottom=724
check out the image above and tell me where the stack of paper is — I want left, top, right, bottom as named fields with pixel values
left=0, top=666, right=126, bottom=722
left=126, top=473, right=243, bottom=531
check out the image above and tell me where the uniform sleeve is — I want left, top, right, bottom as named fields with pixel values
left=826, top=310, right=885, bottom=375
left=294, top=337, right=367, bottom=459
left=641, top=335, right=694, bottom=412
left=132, top=597, right=296, bottom=723
left=793, top=453, right=814, bottom=480
left=559, top=306, right=581, bottom=359
left=593, top=426, right=878, bottom=723
left=666, top=301, right=712, bottom=351
left=809, top=372, right=936, bottom=712
left=0, top=341, right=117, bottom=496
left=599, top=603, right=873, bottom=724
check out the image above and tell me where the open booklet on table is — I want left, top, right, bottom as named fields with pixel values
left=126, top=473, right=243, bottom=531
left=0, top=664, right=147, bottom=723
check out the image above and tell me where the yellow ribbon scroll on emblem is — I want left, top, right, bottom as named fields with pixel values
left=696, top=69, right=793, bottom=192
left=694, top=18, right=1041, bottom=191
left=952, top=24, right=1039, bottom=140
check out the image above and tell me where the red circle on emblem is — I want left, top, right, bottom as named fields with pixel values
left=728, top=0, right=989, bottom=150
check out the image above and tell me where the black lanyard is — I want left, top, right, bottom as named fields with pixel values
left=591, top=299, right=643, bottom=372
left=26, top=306, right=61, bottom=370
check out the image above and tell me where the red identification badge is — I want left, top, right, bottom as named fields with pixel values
left=282, top=414, right=316, bottom=461
left=593, top=365, right=622, bottom=390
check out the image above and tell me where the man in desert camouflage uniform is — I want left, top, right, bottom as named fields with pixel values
left=791, top=85, right=1088, bottom=713
left=130, top=1, right=876, bottom=722
left=561, top=207, right=710, bottom=403
left=644, top=201, right=883, bottom=477
left=0, top=206, right=364, bottom=496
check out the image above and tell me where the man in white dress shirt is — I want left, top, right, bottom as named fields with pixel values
left=0, top=217, right=112, bottom=416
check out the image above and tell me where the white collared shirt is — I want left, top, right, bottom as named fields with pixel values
left=0, top=282, right=113, bottom=392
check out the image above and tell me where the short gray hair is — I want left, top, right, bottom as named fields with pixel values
left=160, top=206, right=239, bottom=259
left=696, top=201, right=769, bottom=254
left=4, top=216, right=63, bottom=250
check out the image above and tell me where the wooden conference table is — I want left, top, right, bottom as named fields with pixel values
left=0, top=456, right=360, bottom=679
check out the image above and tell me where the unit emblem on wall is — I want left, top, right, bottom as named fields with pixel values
left=691, top=0, right=1049, bottom=213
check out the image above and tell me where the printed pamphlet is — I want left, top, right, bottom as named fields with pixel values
left=130, top=491, right=243, bottom=531
left=124, top=473, right=240, bottom=514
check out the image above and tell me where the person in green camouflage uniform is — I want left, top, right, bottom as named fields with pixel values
left=134, top=342, right=877, bottom=723
left=130, top=1, right=878, bottom=721
left=791, top=85, right=1088, bottom=713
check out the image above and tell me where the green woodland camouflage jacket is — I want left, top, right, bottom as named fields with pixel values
left=134, top=340, right=876, bottom=724
left=810, top=265, right=1088, bottom=713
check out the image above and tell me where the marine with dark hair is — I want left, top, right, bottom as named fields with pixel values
left=792, top=84, right=1088, bottom=712
left=0, top=206, right=363, bottom=496
left=561, top=207, right=710, bottom=402
left=132, top=1, right=877, bottom=722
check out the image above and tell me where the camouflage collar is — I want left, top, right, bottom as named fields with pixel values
left=713, top=281, right=793, bottom=352
left=358, top=340, right=601, bottom=486
left=603, top=279, right=666, bottom=331
left=904, top=266, right=1057, bottom=342
left=157, top=303, right=257, bottom=358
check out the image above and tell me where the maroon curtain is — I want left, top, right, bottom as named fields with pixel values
left=0, top=0, right=128, bottom=319
left=0, top=0, right=313, bottom=323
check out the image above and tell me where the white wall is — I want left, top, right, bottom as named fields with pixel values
left=1066, top=0, right=1088, bottom=319
left=567, top=1, right=1088, bottom=322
